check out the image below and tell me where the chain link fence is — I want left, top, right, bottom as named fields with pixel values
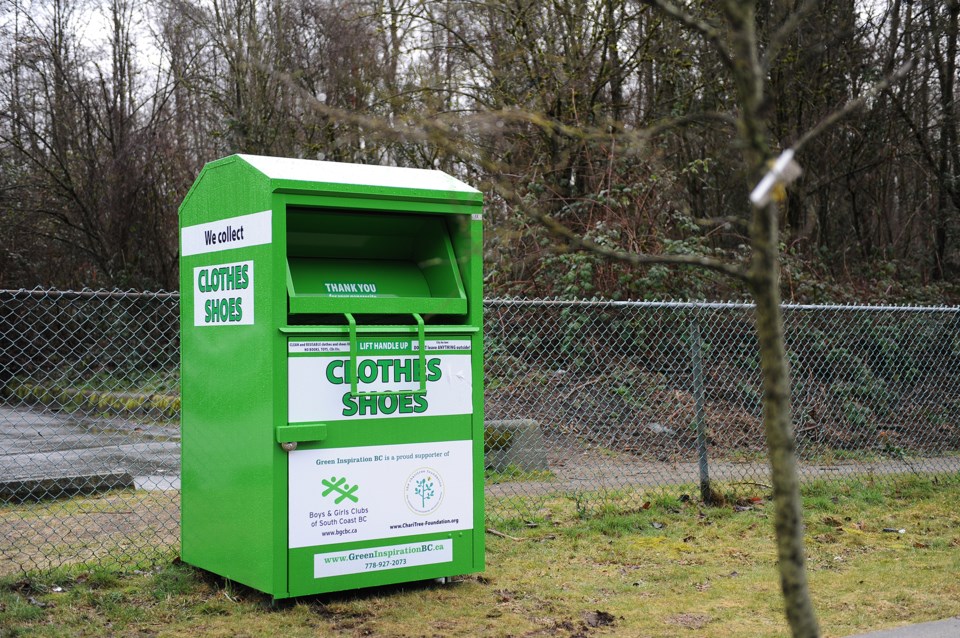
left=1, top=289, right=181, bottom=574
left=484, top=299, right=960, bottom=512
left=2, top=290, right=960, bottom=573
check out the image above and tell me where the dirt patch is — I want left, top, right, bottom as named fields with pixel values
left=667, top=612, right=711, bottom=629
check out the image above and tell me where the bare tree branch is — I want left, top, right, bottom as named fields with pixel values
left=526, top=206, right=751, bottom=281
left=640, top=0, right=734, bottom=70
left=761, top=0, right=820, bottom=71
left=792, top=60, right=916, bottom=155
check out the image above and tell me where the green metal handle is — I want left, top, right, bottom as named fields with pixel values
left=346, top=312, right=427, bottom=398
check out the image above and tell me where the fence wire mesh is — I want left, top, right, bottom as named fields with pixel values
left=484, top=299, right=960, bottom=517
left=2, top=290, right=959, bottom=573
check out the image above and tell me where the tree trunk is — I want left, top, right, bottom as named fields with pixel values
left=749, top=201, right=821, bottom=638
left=724, top=0, right=821, bottom=633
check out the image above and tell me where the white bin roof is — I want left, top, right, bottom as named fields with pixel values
left=237, top=154, right=480, bottom=195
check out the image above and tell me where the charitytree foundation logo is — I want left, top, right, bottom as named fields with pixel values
left=404, top=468, right=444, bottom=515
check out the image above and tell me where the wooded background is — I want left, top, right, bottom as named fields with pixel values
left=1, top=0, right=957, bottom=302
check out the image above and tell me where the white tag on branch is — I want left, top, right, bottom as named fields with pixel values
left=749, top=149, right=803, bottom=207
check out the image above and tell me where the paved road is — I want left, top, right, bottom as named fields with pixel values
left=5, top=403, right=959, bottom=501
left=486, top=429, right=960, bottom=499
left=847, top=617, right=960, bottom=637
left=0, top=405, right=180, bottom=498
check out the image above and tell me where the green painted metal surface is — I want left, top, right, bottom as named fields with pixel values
left=179, top=155, right=484, bottom=598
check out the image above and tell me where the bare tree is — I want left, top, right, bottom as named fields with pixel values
left=454, top=1, right=906, bottom=634
left=0, top=0, right=179, bottom=288
left=889, top=0, right=960, bottom=280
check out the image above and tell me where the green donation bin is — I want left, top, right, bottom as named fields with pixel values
left=178, top=155, right=484, bottom=598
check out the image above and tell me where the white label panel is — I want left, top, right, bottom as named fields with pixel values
left=181, top=210, right=272, bottom=256
left=193, top=260, right=254, bottom=326
left=288, top=440, right=473, bottom=549
left=314, top=540, right=453, bottom=578
left=288, top=340, right=473, bottom=422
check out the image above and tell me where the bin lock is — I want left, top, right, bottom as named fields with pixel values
left=345, top=312, right=427, bottom=398
left=276, top=423, right=328, bottom=452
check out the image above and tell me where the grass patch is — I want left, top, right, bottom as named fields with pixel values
left=484, top=465, right=555, bottom=484
left=3, top=475, right=960, bottom=636
left=1, top=490, right=180, bottom=577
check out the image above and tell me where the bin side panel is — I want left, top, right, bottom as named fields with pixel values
left=179, top=159, right=282, bottom=594
left=457, top=213, right=486, bottom=569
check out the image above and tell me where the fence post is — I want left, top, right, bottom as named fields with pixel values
left=689, top=313, right=711, bottom=501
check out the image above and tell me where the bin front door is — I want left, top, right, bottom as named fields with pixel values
left=283, top=333, right=478, bottom=595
